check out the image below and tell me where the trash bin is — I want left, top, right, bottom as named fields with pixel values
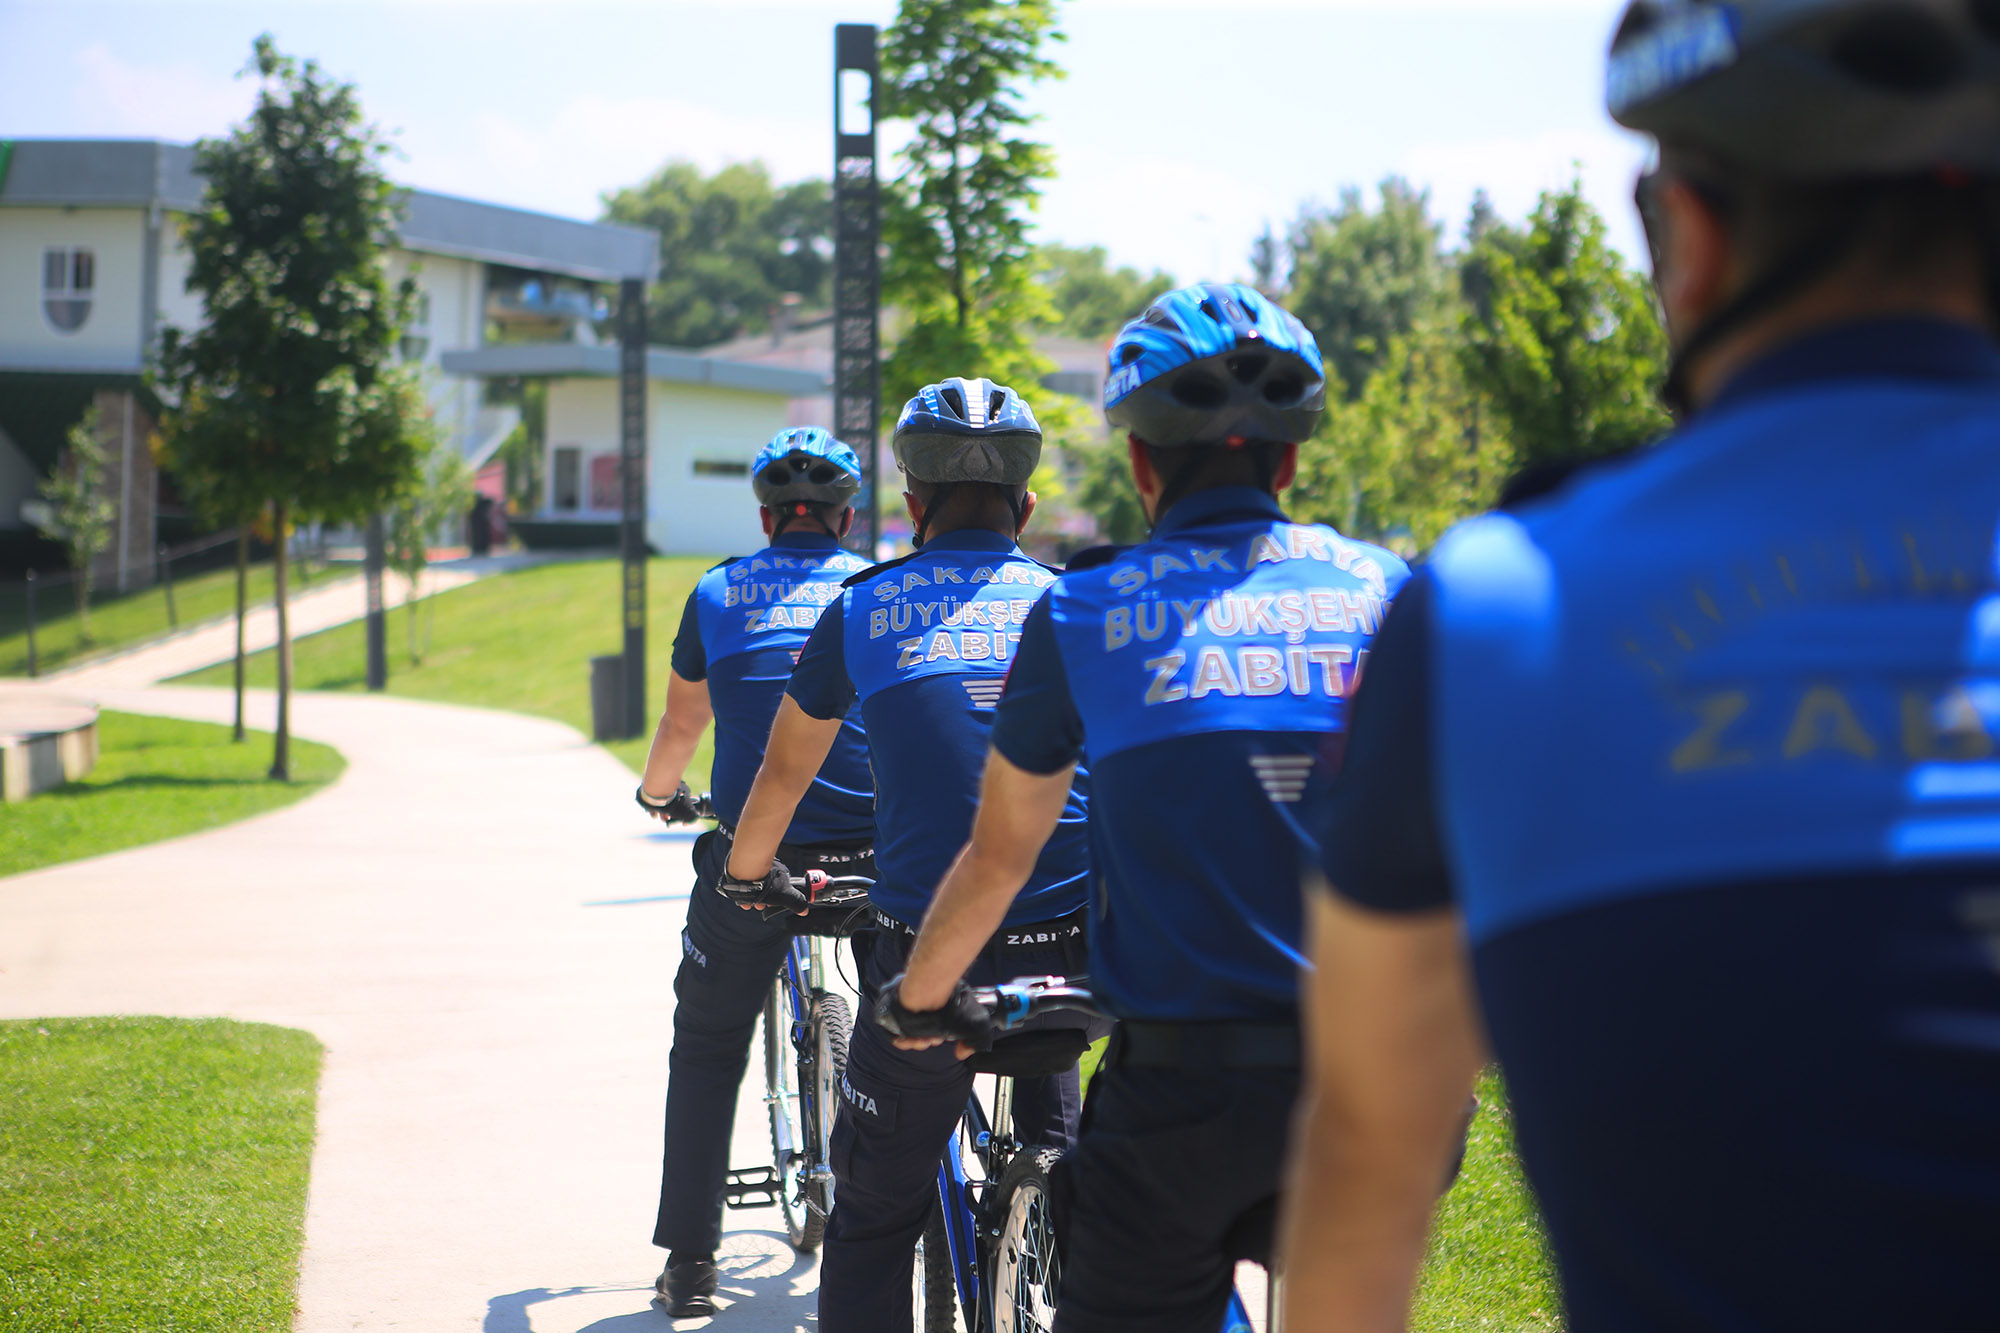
left=590, top=654, right=625, bottom=741
left=469, top=496, right=495, bottom=556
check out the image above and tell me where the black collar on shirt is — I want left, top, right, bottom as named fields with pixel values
left=1153, top=485, right=1288, bottom=538
left=914, top=527, right=1020, bottom=555
left=769, top=530, right=841, bottom=551
left=1710, top=317, right=2000, bottom=414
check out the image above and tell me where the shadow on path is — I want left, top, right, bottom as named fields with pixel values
left=485, top=1232, right=817, bottom=1333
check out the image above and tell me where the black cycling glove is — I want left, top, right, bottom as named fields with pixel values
left=717, top=858, right=809, bottom=921
left=874, top=974, right=996, bottom=1051
left=636, top=781, right=703, bottom=824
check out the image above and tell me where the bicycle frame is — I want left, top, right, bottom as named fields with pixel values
left=933, top=1075, right=1016, bottom=1332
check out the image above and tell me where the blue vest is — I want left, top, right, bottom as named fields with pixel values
left=1042, top=488, right=1410, bottom=1020
left=841, top=529, right=1091, bottom=927
left=692, top=535, right=873, bottom=841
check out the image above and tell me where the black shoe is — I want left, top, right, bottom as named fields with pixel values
left=655, top=1254, right=719, bottom=1318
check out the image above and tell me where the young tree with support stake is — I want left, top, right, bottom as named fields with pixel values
left=154, top=34, right=427, bottom=779
left=30, top=407, right=116, bottom=647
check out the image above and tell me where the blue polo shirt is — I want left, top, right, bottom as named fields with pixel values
left=1322, top=319, right=2000, bottom=1330
left=671, top=531, right=874, bottom=843
left=993, top=487, right=1410, bottom=1021
left=785, top=528, right=1091, bottom=928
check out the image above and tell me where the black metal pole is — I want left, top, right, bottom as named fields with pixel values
left=618, top=277, right=649, bottom=739
left=24, top=569, right=37, bottom=679
left=365, top=511, right=387, bottom=691
left=834, top=22, right=882, bottom=558
left=158, top=543, right=177, bottom=628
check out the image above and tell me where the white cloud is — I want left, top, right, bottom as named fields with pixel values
left=73, top=43, right=255, bottom=141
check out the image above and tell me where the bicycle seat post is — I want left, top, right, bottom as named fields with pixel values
left=991, top=1071, right=1015, bottom=1152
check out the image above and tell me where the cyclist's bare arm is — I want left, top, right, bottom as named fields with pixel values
left=726, top=695, right=842, bottom=881
left=894, top=747, right=1076, bottom=1041
left=1280, top=881, right=1483, bottom=1333
left=639, top=670, right=713, bottom=802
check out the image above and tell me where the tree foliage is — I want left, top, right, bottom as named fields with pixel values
left=153, top=34, right=429, bottom=778
left=32, top=406, right=116, bottom=641
left=879, top=0, right=1068, bottom=414
left=1281, top=178, right=1451, bottom=400
left=1035, top=243, right=1174, bottom=341
left=600, top=161, right=831, bottom=348
left=389, top=435, right=473, bottom=665
left=1459, top=180, right=1670, bottom=471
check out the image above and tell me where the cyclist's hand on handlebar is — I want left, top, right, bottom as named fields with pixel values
left=875, top=974, right=996, bottom=1057
left=717, top=858, right=810, bottom=921
left=636, top=781, right=704, bottom=824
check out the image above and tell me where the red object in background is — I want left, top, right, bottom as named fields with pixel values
left=589, top=454, right=622, bottom=512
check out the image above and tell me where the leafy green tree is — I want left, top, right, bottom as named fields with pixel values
left=879, top=0, right=1068, bottom=413
left=154, top=35, right=428, bottom=779
left=1282, top=178, right=1451, bottom=400
left=1035, top=243, right=1174, bottom=340
left=389, top=433, right=473, bottom=665
left=1459, top=180, right=1670, bottom=472
left=1070, top=436, right=1148, bottom=545
left=30, top=407, right=116, bottom=644
left=601, top=161, right=831, bottom=348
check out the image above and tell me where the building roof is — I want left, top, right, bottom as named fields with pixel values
left=439, top=343, right=829, bottom=398
left=0, top=139, right=658, bottom=283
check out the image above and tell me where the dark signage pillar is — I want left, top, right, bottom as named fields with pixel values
left=364, top=511, right=387, bottom=691
left=833, top=23, right=881, bottom=558
left=618, top=277, right=649, bottom=739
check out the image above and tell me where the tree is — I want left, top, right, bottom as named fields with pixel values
left=31, top=406, right=116, bottom=645
left=154, top=35, right=428, bottom=779
left=878, top=0, right=1068, bottom=414
left=1459, top=180, right=1671, bottom=473
left=388, top=435, right=474, bottom=665
left=600, top=161, right=831, bottom=348
left=1034, top=243, right=1174, bottom=341
left=1281, top=178, right=1451, bottom=400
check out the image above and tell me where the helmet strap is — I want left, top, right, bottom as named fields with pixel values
left=772, top=501, right=840, bottom=540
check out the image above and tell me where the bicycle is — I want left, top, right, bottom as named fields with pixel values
left=670, top=794, right=873, bottom=1255
left=926, top=977, right=1281, bottom=1333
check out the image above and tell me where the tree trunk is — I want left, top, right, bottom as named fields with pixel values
left=269, top=502, right=292, bottom=781
left=74, top=561, right=92, bottom=645
left=232, top=529, right=248, bottom=742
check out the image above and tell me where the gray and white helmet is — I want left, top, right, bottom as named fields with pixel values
left=1608, top=0, right=2000, bottom=177
left=892, top=378, right=1043, bottom=486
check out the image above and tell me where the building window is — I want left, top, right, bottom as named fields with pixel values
left=43, top=247, right=94, bottom=334
left=552, top=446, right=581, bottom=511
left=400, top=290, right=432, bottom=362
left=589, top=454, right=623, bottom=511
left=692, top=459, right=750, bottom=478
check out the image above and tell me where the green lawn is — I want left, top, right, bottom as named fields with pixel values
left=0, top=558, right=335, bottom=678
left=1413, top=1069, right=1565, bottom=1330
left=0, top=1017, right=322, bottom=1332
left=175, top=556, right=716, bottom=779
left=0, top=711, right=346, bottom=879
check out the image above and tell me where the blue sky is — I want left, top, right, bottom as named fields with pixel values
left=0, top=0, right=1650, bottom=281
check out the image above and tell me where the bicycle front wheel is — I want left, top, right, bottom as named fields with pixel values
left=914, top=1198, right=955, bottom=1333
left=763, top=980, right=814, bottom=1251
left=796, top=990, right=851, bottom=1253
left=990, top=1145, right=1064, bottom=1333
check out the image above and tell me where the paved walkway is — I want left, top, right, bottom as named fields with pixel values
left=0, top=684, right=822, bottom=1332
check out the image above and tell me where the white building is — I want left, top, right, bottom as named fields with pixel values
left=0, top=138, right=818, bottom=569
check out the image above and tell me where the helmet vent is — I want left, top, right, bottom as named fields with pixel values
left=1227, top=354, right=1269, bottom=385
left=1142, top=305, right=1176, bottom=329
left=940, top=383, right=968, bottom=419
left=1264, top=375, right=1305, bottom=407
left=988, top=388, right=1009, bottom=419
left=1828, top=10, right=1963, bottom=93
left=1169, top=371, right=1229, bottom=410
left=1118, top=342, right=1145, bottom=363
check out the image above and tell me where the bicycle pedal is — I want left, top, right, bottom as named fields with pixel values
left=723, top=1166, right=782, bottom=1209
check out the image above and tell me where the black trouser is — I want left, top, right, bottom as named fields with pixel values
left=817, top=920, right=1099, bottom=1333
left=651, top=829, right=873, bottom=1255
left=1051, top=1037, right=1302, bottom=1333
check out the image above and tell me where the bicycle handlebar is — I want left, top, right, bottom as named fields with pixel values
left=971, top=976, right=1105, bottom=1031
left=793, top=870, right=872, bottom=907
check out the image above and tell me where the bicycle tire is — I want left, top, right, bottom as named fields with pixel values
left=795, top=990, right=852, bottom=1253
left=914, top=1197, right=955, bottom=1333
left=764, top=981, right=814, bottom=1250
left=990, top=1145, right=1065, bottom=1333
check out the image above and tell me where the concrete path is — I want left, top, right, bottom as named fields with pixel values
left=0, top=685, right=823, bottom=1332
left=45, top=562, right=487, bottom=694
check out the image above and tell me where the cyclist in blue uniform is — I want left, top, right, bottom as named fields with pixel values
left=1284, top=4, right=2000, bottom=1329
left=882, top=285, right=1409, bottom=1333
left=719, top=379, right=1095, bottom=1333
left=633, top=427, right=874, bottom=1317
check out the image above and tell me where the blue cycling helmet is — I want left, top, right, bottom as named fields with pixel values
left=751, top=427, right=863, bottom=509
left=1104, top=283, right=1326, bottom=447
left=892, top=378, right=1043, bottom=486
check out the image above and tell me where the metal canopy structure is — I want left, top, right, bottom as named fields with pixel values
left=833, top=24, right=882, bottom=558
